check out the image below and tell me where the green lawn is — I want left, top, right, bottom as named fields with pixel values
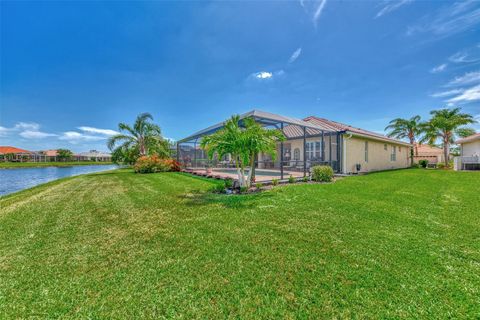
left=0, top=161, right=113, bottom=168
left=1, top=169, right=479, bottom=318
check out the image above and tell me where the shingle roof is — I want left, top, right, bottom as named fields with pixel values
left=0, top=146, right=32, bottom=154
left=456, top=133, right=480, bottom=144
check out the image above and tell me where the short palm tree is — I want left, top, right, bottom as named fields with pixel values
left=385, top=115, right=423, bottom=166
left=107, top=113, right=169, bottom=159
left=200, top=115, right=284, bottom=188
left=420, top=108, right=476, bottom=167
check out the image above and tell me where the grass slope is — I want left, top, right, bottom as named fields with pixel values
left=0, top=169, right=479, bottom=318
left=0, top=161, right=113, bottom=168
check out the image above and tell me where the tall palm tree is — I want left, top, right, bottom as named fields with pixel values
left=385, top=115, right=423, bottom=166
left=201, top=115, right=284, bottom=188
left=107, top=113, right=168, bottom=159
left=420, top=108, right=476, bottom=167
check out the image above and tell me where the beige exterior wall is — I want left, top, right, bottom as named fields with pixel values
left=344, top=136, right=409, bottom=174
left=461, top=140, right=480, bottom=156
left=259, top=134, right=410, bottom=174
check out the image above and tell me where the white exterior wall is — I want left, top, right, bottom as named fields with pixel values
left=461, top=140, right=480, bottom=156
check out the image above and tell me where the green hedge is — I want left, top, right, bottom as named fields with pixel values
left=311, top=165, right=334, bottom=182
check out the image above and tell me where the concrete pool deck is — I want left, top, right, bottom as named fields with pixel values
left=184, top=168, right=305, bottom=182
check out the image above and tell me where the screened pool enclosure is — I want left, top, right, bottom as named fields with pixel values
left=176, top=110, right=344, bottom=182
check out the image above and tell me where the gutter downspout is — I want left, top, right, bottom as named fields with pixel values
left=343, top=133, right=353, bottom=174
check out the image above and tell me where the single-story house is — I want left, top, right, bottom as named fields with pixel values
left=177, top=110, right=411, bottom=181
left=454, top=133, right=480, bottom=170
left=0, top=146, right=33, bottom=162
left=413, top=143, right=445, bottom=164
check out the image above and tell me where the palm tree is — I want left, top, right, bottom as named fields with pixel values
left=420, top=108, right=476, bottom=167
left=200, top=115, right=284, bottom=188
left=107, top=113, right=169, bottom=160
left=385, top=115, right=423, bottom=166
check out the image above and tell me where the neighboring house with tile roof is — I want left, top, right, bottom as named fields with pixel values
left=0, top=146, right=34, bottom=162
left=178, top=110, right=411, bottom=175
left=0, top=146, right=32, bottom=154
left=412, top=143, right=445, bottom=164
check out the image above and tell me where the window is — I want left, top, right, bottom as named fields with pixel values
left=365, top=141, right=368, bottom=162
left=306, top=141, right=321, bottom=160
left=391, top=146, right=397, bottom=161
left=384, top=144, right=387, bottom=151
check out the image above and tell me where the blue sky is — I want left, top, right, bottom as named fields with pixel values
left=1, top=0, right=480, bottom=152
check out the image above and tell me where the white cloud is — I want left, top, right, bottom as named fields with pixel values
left=19, top=130, right=57, bottom=139
left=313, top=0, right=327, bottom=28
left=253, top=71, right=273, bottom=79
left=407, top=2, right=480, bottom=38
left=0, top=121, right=57, bottom=139
left=14, top=122, right=40, bottom=131
left=448, top=70, right=480, bottom=86
left=447, top=84, right=480, bottom=103
left=375, top=0, right=412, bottom=19
left=430, top=89, right=463, bottom=98
left=288, top=48, right=302, bottom=63
left=59, top=131, right=106, bottom=142
left=78, top=126, right=119, bottom=136
left=430, top=63, right=447, bottom=73
left=449, top=52, right=470, bottom=63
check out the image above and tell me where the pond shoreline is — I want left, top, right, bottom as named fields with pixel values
left=0, top=164, right=119, bottom=196
left=0, top=161, right=114, bottom=169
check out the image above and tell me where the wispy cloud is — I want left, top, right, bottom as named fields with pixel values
left=59, top=131, right=106, bottom=143
left=407, top=1, right=480, bottom=38
left=78, top=126, right=119, bottom=136
left=14, top=122, right=40, bottom=131
left=430, top=89, right=463, bottom=98
left=19, top=130, right=57, bottom=139
left=446, top=84, right=480, bottom=103
left=0, top=122, right=57, bottom=139
left=430, top=63, right=447, bottom=73
left=313, top=0, right=327, bottom=28
left=375, top=0, right=412, bottom=19
left=447, top=70, right=480, bottom=86
left=288, top=48, right=302, bottom=63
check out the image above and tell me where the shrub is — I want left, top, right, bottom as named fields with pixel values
left=239, top=186, right=248, bottom=193
left=311, top=165, right=334, bottom=182
left=288, top=175, right=295, bottom=183
left=437, top=163, right=446, bottom=169
left=133, top=155, right=178, bottom=173
left=255, top=182, right=263, bottom=190
left=418, top=159, right=429, bottom=168
left=303, top=176, right=309, bottom=183
left=211, top=184, right=225, bottom=193
left=411, top=163, right=419, bottom=168
left=224, top=178, right=234, bottom=189
left=272, top=179, right=279, bottom=186
left=163, top=159, right=181, bottom=172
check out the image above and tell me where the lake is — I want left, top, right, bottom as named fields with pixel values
left=0, top=165, right=119, bottom=196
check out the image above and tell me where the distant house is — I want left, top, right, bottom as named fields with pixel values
left=413, top=143, right=444, bottom=164
left=455, top=133, right=480, bottom=170
left=76, top=150, right=112, bottom=162
left=0, top=146, right=33, bottom=161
